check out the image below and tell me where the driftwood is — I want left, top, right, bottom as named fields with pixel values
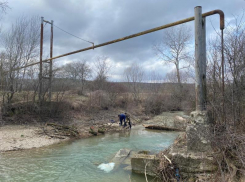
left=157, top=151, right=177, bottom=181
left=47, top=135, right=66, bottom=139
left=142, top=124, right=181, bottom=131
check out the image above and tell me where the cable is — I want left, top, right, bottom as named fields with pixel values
left=53, top=24, right=94, bottom=45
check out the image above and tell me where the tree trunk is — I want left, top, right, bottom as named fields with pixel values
left=175, top=62, right=181, bottom=84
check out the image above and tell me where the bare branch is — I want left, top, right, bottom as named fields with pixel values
left=153, top=25, right=192, bottom=84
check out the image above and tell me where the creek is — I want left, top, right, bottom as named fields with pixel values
left=0, top=126, right=179, bottom=182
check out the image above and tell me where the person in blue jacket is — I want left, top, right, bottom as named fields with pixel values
left=118, top=113, right=126, bottom=126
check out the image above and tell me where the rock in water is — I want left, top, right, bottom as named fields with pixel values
left=97, top=163, right=115, bottom=173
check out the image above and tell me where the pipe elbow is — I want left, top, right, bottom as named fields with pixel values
left=203, top=9, right=225, bottom=30
left=213, top=10, right=225, bottom=30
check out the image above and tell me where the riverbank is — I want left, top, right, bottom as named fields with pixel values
left=0, top=111, right=186, bottom=152
left=0, top=120, right=138, bottom=152
left=0, top=123, right=130, bottom=152
left=0, top=125, right=70, bottom=152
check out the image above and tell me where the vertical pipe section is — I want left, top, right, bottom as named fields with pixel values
left=195, top=6, right=206, bottom=111
left=49, top=20, right=53, bottom=102
left=221, top=29, right=225, bottom=122
left=39, top=17, right=44, bottom=103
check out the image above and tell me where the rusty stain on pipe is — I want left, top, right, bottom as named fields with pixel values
left=11, top=9, right=224, bottom=72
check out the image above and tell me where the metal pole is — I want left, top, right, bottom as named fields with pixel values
left=39, top=17, right=44, bottom=103
left=195, top=6, right=206, bottom=111
left=202, top=17, right=207, bottom=110
left=49, top=20, right=53, bottom=102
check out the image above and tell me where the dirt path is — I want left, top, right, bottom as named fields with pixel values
left=0, top=125, right=69, bottom=152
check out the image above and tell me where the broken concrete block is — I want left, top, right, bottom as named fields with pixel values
left=131, top=154, right=159, bottom=176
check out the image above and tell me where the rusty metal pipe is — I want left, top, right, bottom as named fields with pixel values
left=202, top=10, right=224, bottom=30
left=39, top=17, right=44, bottom=102
left=43, top=20, right=51, bottom=24
left=221, top=29, right=225, bottom=123
left=11, top=9, right=225, bottom=72
left=49, top=20, right=53, bottom=102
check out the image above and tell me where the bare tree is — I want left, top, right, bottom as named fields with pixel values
left=124, top=63, right=144, bottom=101
left=153, top=25, right=192, bottom=84
left=63, top=63, right=79, bottom=80
left=0, top=1, right=9, bottom=38
left=207, top=13, right=245, bottom=124
left=1, top=16, right=40, bottom=103
left=0, top=1, right=9, bottom=14
left=206, top=14, right=245, bottom=182
left=0, top=52, right=7, bottom=90
left=24, top=65, right=39, bottom=103
left=62, top=60, right=92, bottom=94
left=19, top=16, right=40, bottom=92
left=76, top=61, right=92, bottom=94
left=93, top=56, right=110, bottom=90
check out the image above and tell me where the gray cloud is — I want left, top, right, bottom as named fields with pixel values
left=1, top=0, right=244, bottom=81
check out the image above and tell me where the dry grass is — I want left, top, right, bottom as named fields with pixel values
left=211, top=123, right=245, bottom=182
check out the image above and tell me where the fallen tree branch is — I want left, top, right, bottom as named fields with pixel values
left=163, top=155, right=172, bottom=164
left=145, top=162, right=149, bottom=182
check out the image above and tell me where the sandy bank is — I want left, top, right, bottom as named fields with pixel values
left=0, top=125, right=69, bottom=152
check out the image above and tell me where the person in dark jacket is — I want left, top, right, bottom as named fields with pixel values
left=125, top=113, right=132, bottom=129
left=118, top=113, right=126, bottom=126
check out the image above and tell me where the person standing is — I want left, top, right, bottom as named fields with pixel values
left=125, top=113, right=132, bottom=129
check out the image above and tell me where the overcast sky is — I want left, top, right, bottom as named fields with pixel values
left=1, top=0, right=244, bottom=81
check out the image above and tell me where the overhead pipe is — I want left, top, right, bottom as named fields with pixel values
left=12, top=9, right=224, bottom=71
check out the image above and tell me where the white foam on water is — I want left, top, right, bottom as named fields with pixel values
left=97, top=162, right=115, bottom=173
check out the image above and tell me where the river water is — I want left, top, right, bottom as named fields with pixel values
left=0, top=126, right=179, bottom=182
